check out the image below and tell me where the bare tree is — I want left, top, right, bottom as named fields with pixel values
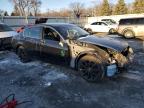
left=9, top=0, right=41, bottom=16
left=31, top=0, right=41, bottom=16
left=69, top=2, right=85, bottom=18
left=9, top=0, right=29, bottom=16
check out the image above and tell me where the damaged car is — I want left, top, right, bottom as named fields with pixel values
left=11, top=23, right=134, bottom=82
left=0, top=23, right=17, bottom=49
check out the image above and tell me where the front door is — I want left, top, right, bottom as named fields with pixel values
left=40, top=27, right=69, bottom=66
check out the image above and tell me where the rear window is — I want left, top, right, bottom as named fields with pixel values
left=0, top=24, right=13, bottom=32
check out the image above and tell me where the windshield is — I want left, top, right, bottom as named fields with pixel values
left=53, top=25, right=89, bottom=39
left=0, top=24, right=13, bottom=32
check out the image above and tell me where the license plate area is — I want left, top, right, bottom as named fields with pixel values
left=107, top=64, right=117, bottom=77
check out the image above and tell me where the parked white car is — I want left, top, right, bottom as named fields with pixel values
left=0, top=23, right=17, bottom=49
left=84, top=21, right=118, bottom=34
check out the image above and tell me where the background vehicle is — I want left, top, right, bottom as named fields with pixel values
left=84, top=21, right=118, bottom=34
left=101, top=19, right=117, bottom=24
left=118, top=17, right=144, bottom=38
left=12, top=23, right=133, bottom=82
left=0, top=23, right=17, bottom=49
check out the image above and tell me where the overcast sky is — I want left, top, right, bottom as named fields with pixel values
left=0, top=0, right=134, bottom=14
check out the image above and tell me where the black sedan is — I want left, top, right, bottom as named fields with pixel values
left=12, top=23, right=133, bottom=82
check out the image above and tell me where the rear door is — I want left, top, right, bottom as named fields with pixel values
left=90, top=22, right=100, bottom=32
left=99, top=22, right=109, bottom=32
left=22, top=26, right=42, bottom=56
left=40, top=26, right=69, bottom=65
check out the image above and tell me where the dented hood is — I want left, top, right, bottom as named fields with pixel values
left=78, top=35, right=128, bottom=52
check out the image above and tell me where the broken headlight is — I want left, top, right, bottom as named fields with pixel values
left=107, top=49, right=118, bottom=64
left=107, top=48, right=128, bottom=67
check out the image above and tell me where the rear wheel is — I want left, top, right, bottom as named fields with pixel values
left=78, top=55, right=105, bottom=82
left=86, top=28, right=93, bottom=34
left=17, top=46, right=30, bottom=63
left=123, top=30, right=135, bottom=38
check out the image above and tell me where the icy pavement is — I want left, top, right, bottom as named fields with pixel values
left=0, top=36, right=144, bottom=108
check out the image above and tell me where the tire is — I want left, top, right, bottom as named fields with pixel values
left=123, top=30, right=135, bottom=39
left=87, top=28, right=93, bottom=34
left=78, top=55, right=105, bottom=82
left=109, top=28, right=116, bottom=34
left=17, top=46, right=30, bottom=63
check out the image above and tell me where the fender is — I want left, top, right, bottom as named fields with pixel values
left=73, top=50, right=103, bottom=69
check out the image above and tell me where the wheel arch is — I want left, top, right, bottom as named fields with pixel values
left=15, top=43, right=24, bottom=53
left=75, top=51, right=102, bottom=69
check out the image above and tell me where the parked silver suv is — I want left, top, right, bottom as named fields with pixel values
left=118, top=17, right=144, bottom=39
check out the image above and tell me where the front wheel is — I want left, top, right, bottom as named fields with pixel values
left=78, top=55, right=105, bottom=82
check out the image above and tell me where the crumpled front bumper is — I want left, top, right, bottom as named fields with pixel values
left=106, top=51, right=134, bottom=77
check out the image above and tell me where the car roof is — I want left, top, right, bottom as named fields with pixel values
left=120, top=17, right=144, bottom=20
left=40, top=23, right=76, bottom=27
left=26, top=23, right=77, bottom=29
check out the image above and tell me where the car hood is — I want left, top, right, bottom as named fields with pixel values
left=78, top=35, right=128, bottom=52
left=0, top=31, right=18, bottom=38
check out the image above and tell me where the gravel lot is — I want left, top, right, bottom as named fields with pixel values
left=0, top=35, right=144, bottom=108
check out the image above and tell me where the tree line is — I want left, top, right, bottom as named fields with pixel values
left=0, top=0, right=144, bottom=17
left=42, top=0, right=144, bottom=17
left=95, top=0, right=144, bottom=16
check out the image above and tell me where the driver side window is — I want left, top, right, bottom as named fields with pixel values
left=43, top=27, right=60, bottom=41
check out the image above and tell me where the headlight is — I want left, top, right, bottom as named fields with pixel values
left=128, top=47, right=134, bottom=54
